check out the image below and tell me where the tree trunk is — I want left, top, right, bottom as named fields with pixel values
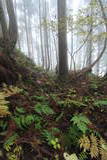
left=39, top=0, right=44, bottom=68
left=57, top=0, right=68, bottom=78
left=6, top=0, right=18, bottom=52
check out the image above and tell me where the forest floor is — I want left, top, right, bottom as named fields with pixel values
left=0, top=52, right=107, bottom=160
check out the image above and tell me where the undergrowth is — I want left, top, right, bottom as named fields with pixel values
left=0, top=68, right=107, bottom=160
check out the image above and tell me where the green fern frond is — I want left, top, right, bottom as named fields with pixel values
left=13, top=114, right=35, bottom=130
left=4, top=133, right=19, bottom=152
left=94, top=99, right=107, bottom=107
left=79, top=151, right=88, bottom=160
left=34, top=103, right=54, bottom=115
left=71, top=114, right=90, bottom=133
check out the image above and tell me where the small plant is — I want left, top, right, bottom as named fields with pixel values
left=62, top=125, right=82, bottom=150
left=4, top=133, right=19, bottom=152
left=13, top=114, right=42, bottom=130
left=63, top=152, right=78, bottom=160
left=71, top=114, right=90, bottom=134
left=0, top=84, right=22, bottom=117
left=79, top=134, right=107, bottom=160
left=42, top=128, right=60, bottom=149
left=34, top=103, right=54, bottom=115
left=58, top=99, right=87, bottom=108
left=0, top=120, right=8, bottom=131
left=94, top=99, right=107, bottom=107
left=79, top=151, right=88, bottom=160
left=6, top=145, right=22, bottom=160
left=50, top=138, right=61, bottom=149
left=14, top=107, right=26, bottom=115
left=31, top=95, right=47, bottom=102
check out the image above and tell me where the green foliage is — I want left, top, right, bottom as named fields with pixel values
left=13, top=114, right=42, bottom=130
left=34, top=115, right=43, bottom=129
left=59, top=99, right=87, bottom=108
left=42, top=128, right=60, bottom=149
left=63, top=125, right=82, bottom=150
left=94, top=99, right=107, bottom=107
left=56, top=112, right=64, bottom=122
left=42, top=129, right=54, bottom=144
left=6, top=145, right=22, bottom=160
left=90, top=82, right=98, bottom=90
left=15, top=107, right=26, bottom=115
left=0, top=120, right=8, bottom=131
left=4, top=133, right=19, bottom=152
left=34, top=103, right=55, bottom=115
left=71, top=114, right=90, bottom=134
left=79, top=152, right=88, bottom=160
left=13, top=50, right=35, bottom=69
left=32, top=95, right=47, bottom=101
left=50, top=138, right=61, bottom=149
left=0, top=85, right=22, bottom=117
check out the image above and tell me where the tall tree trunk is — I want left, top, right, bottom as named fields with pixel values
left=22, top=0, right=31, bottom=57
left=57, top=0, right=68, bottom=78
left=0, top=0, right=9, bottom=43
left=39, top=0, right=44, bottom=68
left=6, top=0, right=18, bottom=51
left=13, top=0, right=21, bottom=50
left=43, top=0, right=50, bottom=70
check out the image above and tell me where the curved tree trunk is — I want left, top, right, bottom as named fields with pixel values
left=0, top=0, right=18, bottom=84
left=6, top=0, right=18, bottom=52
left=0, top=0, right=18, bottom=54
left=0, top=0, right=8, bottom=41
left=76, top=0, right=107, bottom=78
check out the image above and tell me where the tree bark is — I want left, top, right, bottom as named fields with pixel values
left=57, top=0, right=68, bottom=78
left=6, top=0, right=18, bottom=51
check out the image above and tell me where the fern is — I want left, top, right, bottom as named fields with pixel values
left=79, top=135, right=90, bottom=152
left=0, top=92, right=10, bottom=117
left=59, top=99, right=87, bottom=108
left=0, top=85, right=22, bottom=117
left=2, top=84, right=22, bottom=97
left=4, top=133, right=19, bottom=151
left=34, top=103, right=54, bottom=115
left=0, top=120, right=8, bottom=131
left=6, top=145, right=22, bottom=160
left=42, top=128, right=60, bottom=147
left=99, top=138, right=107, bottom=160
left=13, top=114, right=42, bottom=130
left=32, top=95, right=47, bottom=101
left=79, top=134, right=107, bottom=160
left=13, top=114, right=34, bottom=130
left=90, top=134, right=99, bottom=158
left=15, top=107, right=26, bottom=114
left=42, top=129, right=54, bottom=145
left=34, top=115, right=43, bottom=129
left=63, top=125, right=82, bottom=150
left=94, top=99, right=107, bottom=107
left=71, top=114, right=90, bottom=133
left=79, top=151, right=88, bottom=160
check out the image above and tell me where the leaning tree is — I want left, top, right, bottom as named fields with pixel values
left=0, top=0, right=18, bottom=84
left=0, top=0, right=18, bottom=53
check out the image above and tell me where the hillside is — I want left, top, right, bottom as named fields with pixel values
left=0, top=52, right=107, bottom=160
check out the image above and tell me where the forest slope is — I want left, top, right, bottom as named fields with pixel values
left=0, top=52, right=107, bottom=160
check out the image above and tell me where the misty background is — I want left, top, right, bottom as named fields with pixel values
left=10, top=0, right=107, bottom=75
